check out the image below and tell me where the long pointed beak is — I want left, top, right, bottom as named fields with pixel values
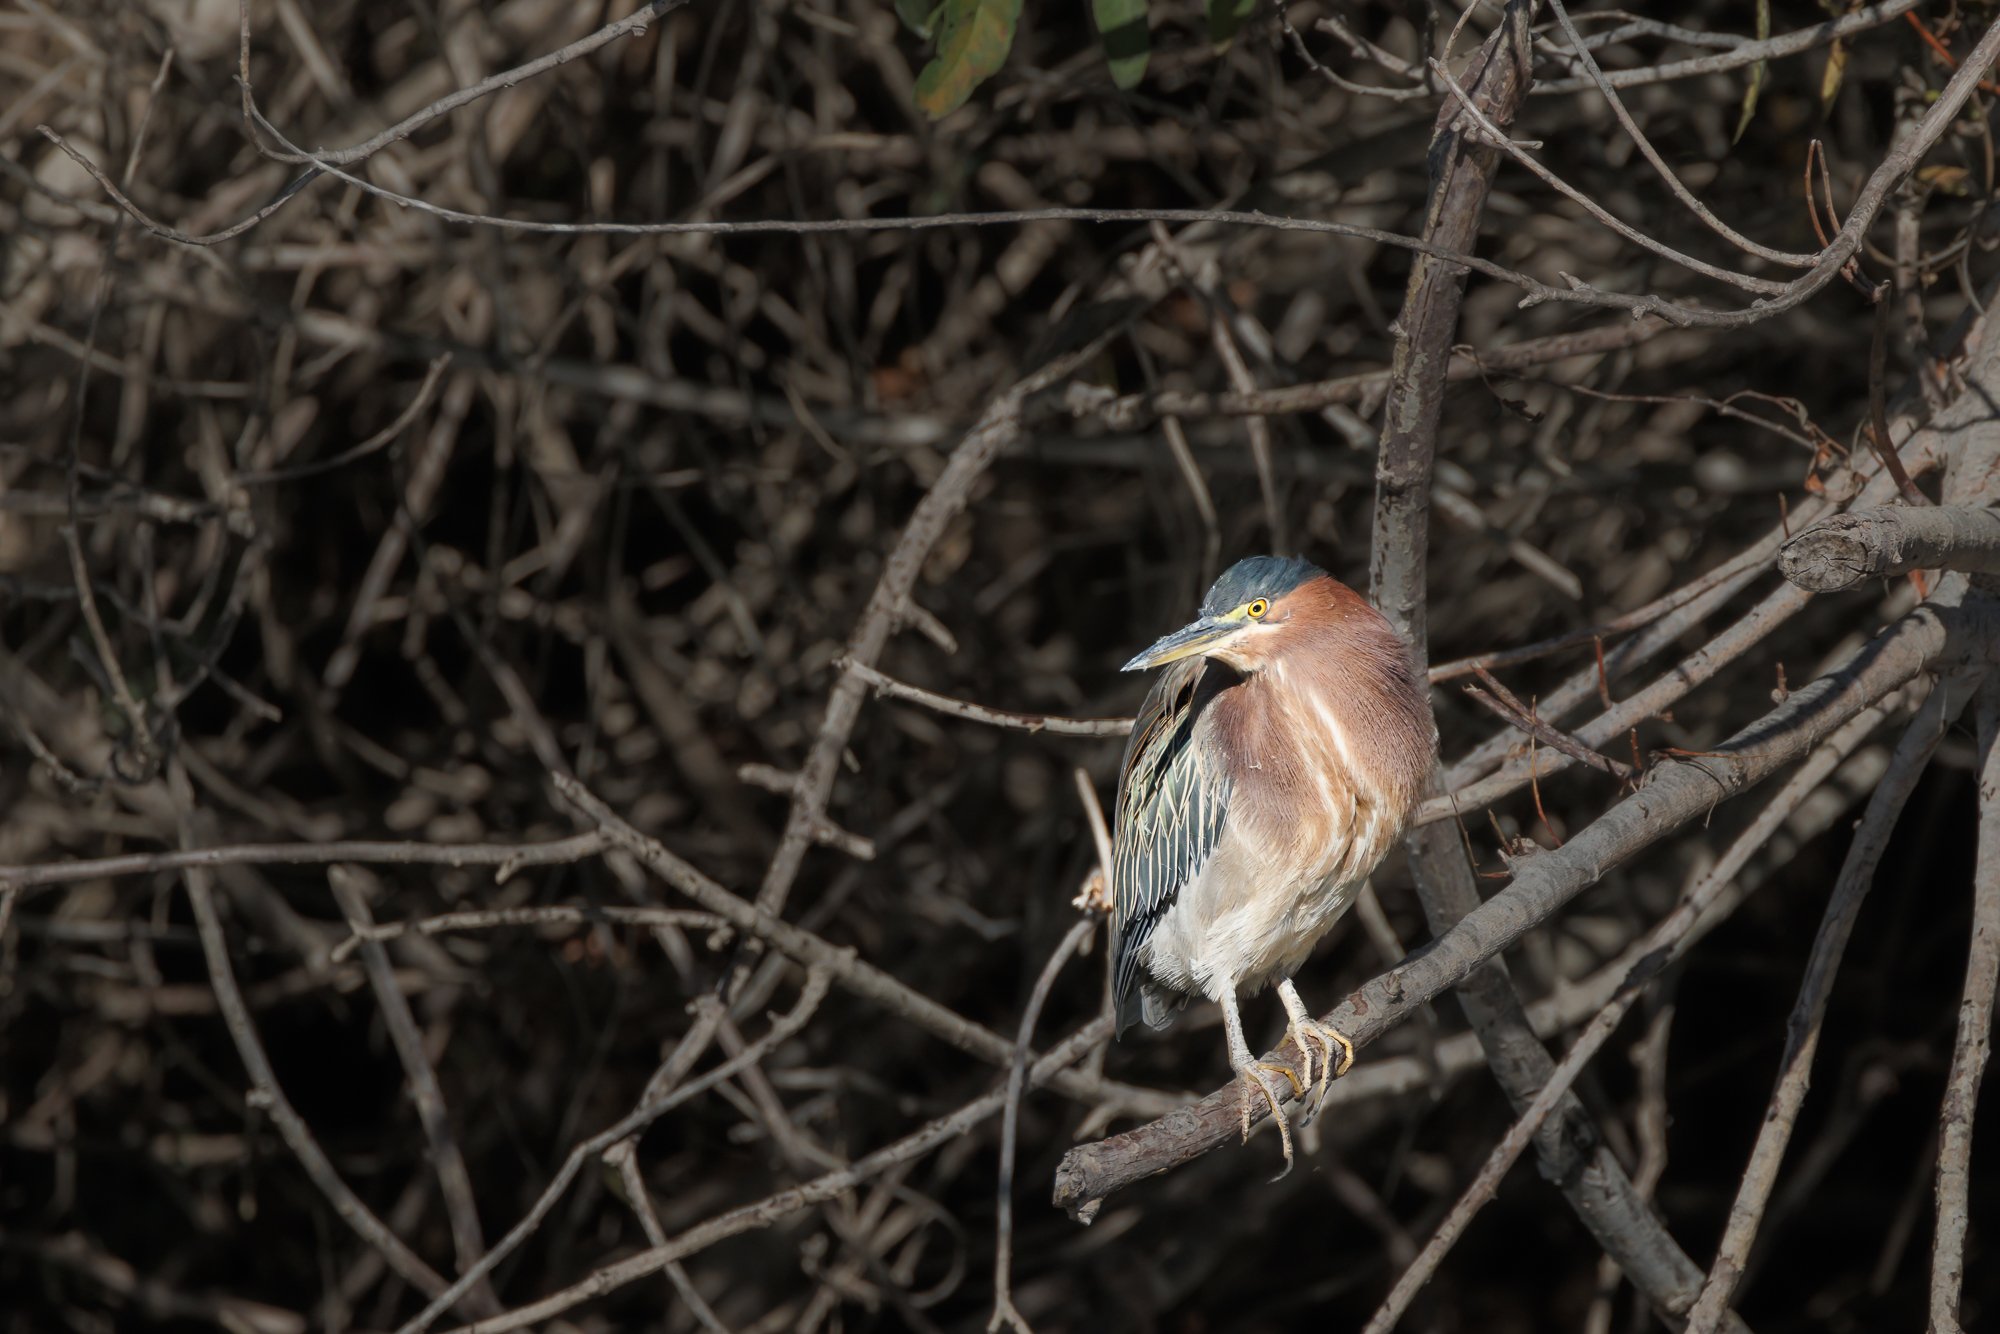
left=1121, top=615, right=1240, bottom=671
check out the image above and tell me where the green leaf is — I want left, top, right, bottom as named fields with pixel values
left=1732, top=0, right=1769, bottom=143
left=914, top=0, right=1023, bottom=119
left=1819, top=35, right=1848, bottom=113
left=1093, top=0, right=1149, bottom=90
left=1207, top=0, right=1254, bottom=51
left=895, top=0, right=943, bottom=38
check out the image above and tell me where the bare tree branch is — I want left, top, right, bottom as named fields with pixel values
left=1929, top=680, right=2000, bottom=1333
left=1682, top=673, right=1981, bottom=1333
left=1780, top=506, right=2000, bottom=592
left=1357, top=687, right=1924, bottom=1334
left=328, top=868, right=501, bottom=1315
left=436, top=1019, right=1115, bottom=1334
left=552, top=773, right=1175, bottom=1119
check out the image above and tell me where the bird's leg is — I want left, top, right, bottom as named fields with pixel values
left=1277, top=978, right=1355, bottom=1111
left=1219, top=981, right=1297, bottom=1174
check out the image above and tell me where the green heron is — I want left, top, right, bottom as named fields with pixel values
left=1113, top=555, right=1436, bottom=1166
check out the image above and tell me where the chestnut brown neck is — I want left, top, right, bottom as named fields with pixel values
left=1214, top=576, right=1436, bottom=821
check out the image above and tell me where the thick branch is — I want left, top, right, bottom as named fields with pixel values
left=1369, top=0, right=1532, bottom=648
left=1361, top=4, right=1733, bottom=1322
left=1929, top=681, right=2000, bottom=1332
left=1779, top=506, right=2000, bottom=591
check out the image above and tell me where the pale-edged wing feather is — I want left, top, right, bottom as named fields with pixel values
left=1112, top=657, right=1233, bottom=1033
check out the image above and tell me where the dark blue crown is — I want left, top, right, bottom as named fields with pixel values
left=1199, top=555, right=1326, bottom=615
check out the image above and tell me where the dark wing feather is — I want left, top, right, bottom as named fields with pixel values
left=1112, top=658, right=1233, bottom=1033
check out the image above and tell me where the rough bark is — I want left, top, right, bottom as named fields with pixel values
left=1779, top=506, right=2000, bottom=591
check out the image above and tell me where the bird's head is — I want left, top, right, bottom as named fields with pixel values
left=1121, top=555, right=1332, bottom=676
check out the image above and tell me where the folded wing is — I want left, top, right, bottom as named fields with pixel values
left=1112, top=657, right=1233, bottom=1034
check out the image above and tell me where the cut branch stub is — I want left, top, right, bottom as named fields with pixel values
left=1778, top=506, right=2000, bottom=591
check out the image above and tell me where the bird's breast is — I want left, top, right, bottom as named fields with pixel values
left=1212, top=676, right=1409, bottom=885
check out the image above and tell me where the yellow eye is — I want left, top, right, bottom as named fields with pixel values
left=1246, top=599, right=1269, bottom=619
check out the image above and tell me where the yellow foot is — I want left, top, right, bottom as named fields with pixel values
left=1285, top=1016, right=1356, bottom=1110
left=1235, top=1062, right=1298, bottom=1178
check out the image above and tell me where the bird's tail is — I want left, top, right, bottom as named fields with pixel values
left=1116, top=980, right=1188, bottom=1038
left=1114, top=984, right=1146, bottom=1038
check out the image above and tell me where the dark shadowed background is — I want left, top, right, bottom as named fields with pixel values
left=3, top=1, right=1997, bottom=1331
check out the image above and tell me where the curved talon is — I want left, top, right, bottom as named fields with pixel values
left=1258, top=1060, right=1305, bottom=1100
left=1235, top=1062, right=1296, bottom=1178
left=1277, top=980, right=1356, bottom=1114
left=1292, top=1034, right=1322, bottom=1096
left=1329, top=1027, right=1355, bottom=1078
left=1286, top=1018, right=1355, bottom=1113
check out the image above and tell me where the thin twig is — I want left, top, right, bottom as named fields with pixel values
left=1427, top=54, right=1793, bottom=289
left=602, top=1141, right=736, bottom=1334
left=1464, top=670, right=1637, bottom=781
left=54, top=52, right=176, bottom=782
left=1530, top=0, right=1922, bottom=95
left=741, top=330, right=1124, bottom=955
left=839, top=659, right=1132, bottom=736
left=396, top=969, right=834, bottom=1334
left=181, top=864, right=461, bottom=1309
left=1868, top=282, right=1932, bottom=504
left=1541, top=0, right=1812, bottom=265
left=436, top=1018, right=1113, bottom=1334
left=1442, top=329, right=1957, bottom=798
left=329, top=904, right=728, bottom=964
left=988, top=918, right=1096, bottom=1334
left=1429, top=524, right=1784, bottom=683
left=1422, top=579, right=1817, bottom=827
left=248, top=0, right=694, bottom=168
left=236, top=354, right=452, bottom=485
left=553, top=773, right=1171, bottom=1117
left=328, top=868, right=501, bottom=1316
left=1080, top=318, right=1670, bottom=433
left=0, top=833, right=609, bottom=896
